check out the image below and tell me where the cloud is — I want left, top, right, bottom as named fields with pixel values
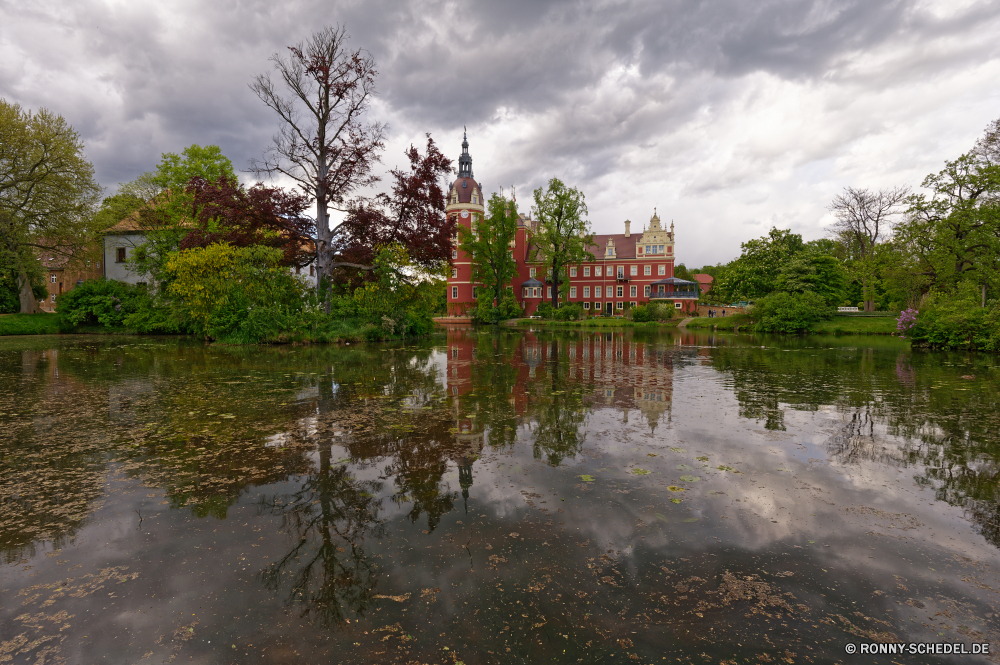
left=2, top=0, right=999, bottom=265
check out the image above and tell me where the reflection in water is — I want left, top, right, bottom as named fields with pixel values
left=3, top=332, right=1000, bottom=663
left=258, top=446, right=385, bottom=627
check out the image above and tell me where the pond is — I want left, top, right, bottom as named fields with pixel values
left=1, top=328, right=999, bottom=664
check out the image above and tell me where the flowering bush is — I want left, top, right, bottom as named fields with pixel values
left=896, top=308, right=918, bottom=338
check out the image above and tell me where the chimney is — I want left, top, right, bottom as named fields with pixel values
left=624, top=219, right=631, bottom=237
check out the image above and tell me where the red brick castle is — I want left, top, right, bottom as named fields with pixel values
left=445, top=133, right=699, bottom=317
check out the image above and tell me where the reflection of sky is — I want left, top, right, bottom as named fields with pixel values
left=2, top=334, right=999, bottom=663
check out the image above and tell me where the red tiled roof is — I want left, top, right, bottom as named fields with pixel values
left=448, top=177, right=483, bottom=205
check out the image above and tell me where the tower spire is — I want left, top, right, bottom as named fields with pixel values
left=458, top=127, right=474, bottom=178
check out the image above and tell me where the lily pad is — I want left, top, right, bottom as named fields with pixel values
left=716, top=465, right=740, bottom=473
left=670, top=498, right=682, bottom=504
left=631, top=468, right=651, bottom=475
left=679, top=475, right=700, bottom=483
left=669, top=447, right=687, bottom=453
left=579, top=474, right=595, bottom=482
left=695, top=456, right=709, bottom=462
left=667, top=486, right=687, bottom=492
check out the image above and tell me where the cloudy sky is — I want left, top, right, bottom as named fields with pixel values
left=3, top=0, right=999, bottom=266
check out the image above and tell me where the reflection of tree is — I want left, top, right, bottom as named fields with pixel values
left=709, top=339, right=1000, bottom=550
left=530, top=340, right=590, bottom=465
left=258, top=446, right=385, bottom=627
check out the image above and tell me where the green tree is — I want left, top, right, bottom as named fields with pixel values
left=829, top=186, right=909, bottom=311
left=152, top=145, right=236, bottom=191
left=896, top=119, right=1000, bottom=304
left=0, top=100, right=102, bottom=312
left=774, top=251, right=846, bottom=306
left=674, top=263, right=692, bottom=281
left=714, top=227, right=804, bottom=302
left=459, top=193, right=519, bottom=320
left=531, top=178, right=593, bottom=307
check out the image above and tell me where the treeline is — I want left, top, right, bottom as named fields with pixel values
left=680, top=116, right=1000, bottom=343
left=2, top=26, right=455, bottom=343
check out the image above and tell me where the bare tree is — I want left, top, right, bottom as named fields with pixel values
left=829, top=186, right=909, bottom=311
left=250, top=25, right=386, bottom=294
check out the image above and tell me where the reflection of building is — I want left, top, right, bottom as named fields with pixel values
left=444, top=328, right=675, bottom=432
left=444, top=133, right=698, bottom=317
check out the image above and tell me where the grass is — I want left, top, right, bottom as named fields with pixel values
left=514, top=317, right=680, bottom=328
left=0, top=313, right=64, bottom=335
left=685, top=313, right=898, bottom=335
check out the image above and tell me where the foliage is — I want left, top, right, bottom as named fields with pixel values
left=0, top=99, right=102, bottom=313
left=250, top=25, right=385, bottom=292
left=714, top=228, right=805, bottom=302
left=673, top=264, right=692, bottom=281
left=350, top=245, right=435, bottom=340
left=339, top=136, right=454, bottom=286
left=0, top=261, right=46, bottom=313
left=473, top=287, right=522, bottom=324
left=630, top=302, right=674, bottom=322
left=152, top=145, right=236, bottom=191
left=57, top=278, right=152, bottom=329
left=896, top=118, right=1000, bottom=297
left=459, top=193, right=519, bottom=307
left=531, top=178, right=593, bottom=307
left=749, top=291, right=833, bottom=333
left=774, top=251, right=845, bottom=306
left=166, top=243, right=306, bottom=342
left=179, top=176, right=314, bottom=267
left=908, top=285, right=1000, bottom=351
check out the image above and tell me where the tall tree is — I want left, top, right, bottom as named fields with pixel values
left=179, top=176, right=314, bottom=267
left=829, top=186, right=909, bottom=311
left=250, top=25, right=386, bottom=293
left=338, top=136, right=453, bottom=284
left=713, top=227, right=804, bottom=302
left=897, top=118, right=1000, bottom=304
left=0, top=100, right=102, bottom=313
left=458, top=192, right=519, bottom=308
left=531, top=178, right=592, bottom=307
left=153, top=145, right=236, bottom=191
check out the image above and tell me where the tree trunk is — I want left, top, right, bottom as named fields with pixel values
left=17, top=269, right=40, bottom=314
left=551, top=258, right=559, bottom=308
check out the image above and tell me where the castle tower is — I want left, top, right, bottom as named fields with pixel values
left=445, top=130, right=486, bottom=316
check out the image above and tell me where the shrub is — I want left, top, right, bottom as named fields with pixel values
left=908, top=286, right=1000, bottom=351
left=472, top=288, right=523, bottom=323
left=58, top=278, right=147, bottom=329
left=166, top=243, right=305, bottom=341
left=535, top=301, right=555, bottom=319
left=551, top=302, right=583, bottom=321
left=632, top=302, right=674, bottom=322
left=750, top=291, right=833, bottom=333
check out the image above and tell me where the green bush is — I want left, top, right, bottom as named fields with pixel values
left=631, top=302, right=675, bottom=322
left=909, top=286, right=1000, bottom=351
left=473, top=288, right=523, bottom=323
left=551, top=302, right=583, bottom=321
left=750, top=291, right=833, bottom=333
left=57, top=278, right=149, bottom=329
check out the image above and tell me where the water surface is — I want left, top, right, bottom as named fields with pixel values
left=2, top=328, right=999, bottom=663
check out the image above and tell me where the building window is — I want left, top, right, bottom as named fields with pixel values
left=630, top=285, right=637, bottom=297
left=584, top=302, right=590, bottom=309
left=452, top=268, right=458, bottom=278
left=630, top=266, right=637, bottom=276
left=570, top=286, right=577, bottom=298
left=309, top=265, right=315, bottom=276
left=584, top=267, right=590, bottom=277
left=616, top=286, right=624, bottom=298
left=116, top=247, right=126, bottom=263
left=51, top=295, right=57, bottom=303
left=608, top=247, right=614, bottom=256
left=529, top=267, right=536, bottom=278
left=595, top=267, right=602, bottom=277
left=570, top=267, right=577, bottom=277
left=595, top=302, right=601, bottom=311
left=658, top=265, right=666, bottom=275
left=616, top=301, right=624, bottom=310
left=583, top=286, right=590, bottom=297
left=594, top=286, right=602, bottom=298
left=546, top=286, right=552, bottom=298
left=630, top=301, right=637, bottom=308
left=472, top=287, right=478, bottom=299
left=644, top=285, right=650, bottom=297
left=523, top=287, right=528, bottom=298
left=617, top=266, right=624, bottom=279
left=49, top=274, right=56, bottom=283
left=452, top=249, right=458, bottom=259
left=675, top=302, right=683, bottom=309
left=451, top=287, right=458, bottom=299
left=644, top=265, right=651, bottom=275
left=533, top=287, right=540, bottom=298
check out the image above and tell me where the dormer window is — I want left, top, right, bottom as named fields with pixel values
left=451, top=193, right=458, bottom=204
left=472, top=190, right=479, bottom=204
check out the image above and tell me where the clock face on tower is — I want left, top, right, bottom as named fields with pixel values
left=460, top=210, right=469, bottom=218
